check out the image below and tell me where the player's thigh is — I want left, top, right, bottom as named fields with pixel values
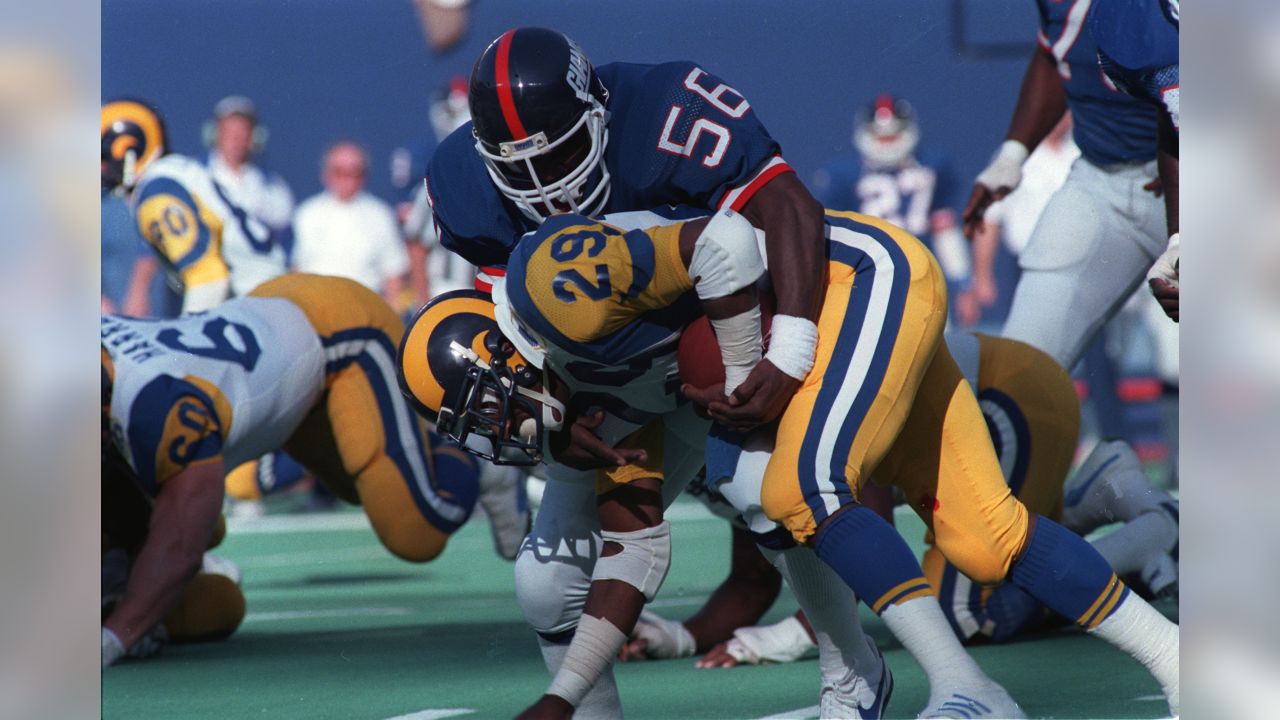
left=881, top=342, right=1029, bottom=585
left=976, top=335, right=1079, bottom=520
left=763, top=225, right=947, bottom=542
left=516, top=471, right=601, bottom=635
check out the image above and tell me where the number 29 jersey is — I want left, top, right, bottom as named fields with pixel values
left=102, top=299, right=324, bottom=494
left=426, top=61, right=790, bottom=270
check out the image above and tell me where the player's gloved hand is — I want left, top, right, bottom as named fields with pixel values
left=706, top=360, right=800, bottom=432
left=962, top=140, right=1028, bottom=239
left=514, top=694, right=574, bottom=720
left=549, top=410, right=648, bottom=470
left=1146, top=233, right=1179, bottom=322
left=619, top=610, right=697, bottom=661
left=696, top=615, right=816, bottom=669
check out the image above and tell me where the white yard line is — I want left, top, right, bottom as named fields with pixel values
left=244, top=606, right=415, bottom=623
left=235, top=545, right=390, bottom=568
left=381, top=709, right=475, bottom=720
left=753, top=705, right=819, bottom=720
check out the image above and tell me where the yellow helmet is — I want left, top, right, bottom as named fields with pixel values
left=101, top=99, right=167, bottom=193
left=397, top=290, right=564, bottom=465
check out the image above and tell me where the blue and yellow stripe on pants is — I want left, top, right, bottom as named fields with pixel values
left=251, top=274, right=479, bottom=562
left=760, top=210, right=949, bottom=544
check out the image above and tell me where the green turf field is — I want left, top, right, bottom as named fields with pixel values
left=103, top=499, right=1176, bottom=720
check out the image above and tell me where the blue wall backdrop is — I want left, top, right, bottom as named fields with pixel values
left=103, top=0, right=1039, bottom=209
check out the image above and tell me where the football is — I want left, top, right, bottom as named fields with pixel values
left=677, top=297, right=775, bottom=390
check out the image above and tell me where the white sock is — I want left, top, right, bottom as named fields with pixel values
left=880, top=596, right=994, bottom=700
left=765, top=547, right=881, bottom=681
left=1089, top=511, right=1180, bottom=576
left=538, top=635, right=624, bottom=719
left=1089, top=593, right=1180, bottom=715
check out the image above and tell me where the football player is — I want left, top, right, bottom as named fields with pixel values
left=398, top=211, right=1030, bottom=718
left=1091, top=0, right=1181, bottom=321
left=401, top=208, right=1181, bottom=717
left=961, top=0, right=1169, bottom=368
left=101, top=274, right=526, bottom=665
left=812, top=95, right=973, bottom=321
left=422, top=27, right=828, bottom=716
left=102, top=99, right=287, bottom=314
left=628, top=332, right=1178, bottom=668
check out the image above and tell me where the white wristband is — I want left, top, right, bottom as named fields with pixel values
left=765, top=315, right=818, bottom=381
left=975, top=139, right=1029, bottom=193
left=102, top=627, right=126, bottom=667
left=709, top=306, right=763, bottom=396
left=546, top=614, right=628, bottom=707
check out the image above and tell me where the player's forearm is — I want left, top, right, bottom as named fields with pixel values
left=1005, top=49, right=1069, bottom=152
left=740, top=174, right=825, bottom=323
left=105, top=462, right=224, bottom=648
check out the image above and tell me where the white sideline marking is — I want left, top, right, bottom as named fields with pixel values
left=382, top=709, right=475, bottom=720
left=236, top=545, right=389, bottom=568
left=228, top=512, right=373, bottom=534
left=754, top=705, right=819, bottom=720
left=244, top=606, right=414, bottom=623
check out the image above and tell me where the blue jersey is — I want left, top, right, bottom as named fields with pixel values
left=1036, top=0, right=1159, bottom=165
left=425, top=61, right=788, bottom=269
left=1090, top=0, right=1180, bottom=131
left=811, top=151, right=957, bottom=245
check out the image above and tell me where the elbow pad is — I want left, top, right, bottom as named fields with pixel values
left=688, top=210, right=765, bottom=300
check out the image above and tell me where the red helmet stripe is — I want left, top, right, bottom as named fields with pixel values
left=494, top=29, right=529, bottom=140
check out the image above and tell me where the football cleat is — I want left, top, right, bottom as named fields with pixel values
left=819, top=637, right=893, bottom=719
left=476, top=459, right=530, bottom=560
left=468, top=27, right=611, bottom=221
left=101, top=99, right=167, bottom=193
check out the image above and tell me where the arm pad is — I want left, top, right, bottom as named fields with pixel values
left=688, top=210, right=765, bottom=300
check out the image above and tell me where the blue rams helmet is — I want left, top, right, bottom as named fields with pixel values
left=397, top=289, right=564, bottom=466
left=468, top=28, right=611, bottom=222
left=101, top=99, right=167, bottom=193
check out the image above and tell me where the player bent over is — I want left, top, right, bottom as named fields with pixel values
left=631, top=332, right=1178, bottom=670
left=398, top=212, right=1019, bottom=718
left=101, top=274, right=525, bottom=665
left=675, top=210, right=1178, bottom=716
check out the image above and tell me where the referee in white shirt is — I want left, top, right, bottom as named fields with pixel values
left=292, top=141, right=410, bottom=308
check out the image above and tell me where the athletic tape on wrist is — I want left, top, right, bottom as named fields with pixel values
left=709, top=306, right=763, bottom=396
left=595, top=521, right=673, bottom=602
left=975, top=139, right=1028, bottom=192
left=764, top=315, right=818, bottom=380
left=546, top=614, right=628, bottom=706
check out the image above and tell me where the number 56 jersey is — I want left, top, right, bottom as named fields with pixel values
left=426, top=60, right=790, bottom=270
left=102, top=299, right=325, bottom=493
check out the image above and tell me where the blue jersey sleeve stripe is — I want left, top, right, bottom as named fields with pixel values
left=137, top=177, right=213, bottom=271
left=125, top=375, right=223, bottom=496
left=620, top=228, right=656, bottom=300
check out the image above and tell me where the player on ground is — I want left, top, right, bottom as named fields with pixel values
left=414, top=208, right=1180, bottom=716
left=627, top=332, right=1178, bottom=668
left=960, top=0, right=1167, bottom=368
left=1091, top=0, right=1181, bottom=321
left=101, top=274, right=525, bottom=665
left=102, top=99, right=287, bottom=314
left=422, top=27, right=827, bottom=716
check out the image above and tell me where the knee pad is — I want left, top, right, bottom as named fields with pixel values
left=595, top=521, right=672, bottom=602
left=164, top=572, right=246, bottom=642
